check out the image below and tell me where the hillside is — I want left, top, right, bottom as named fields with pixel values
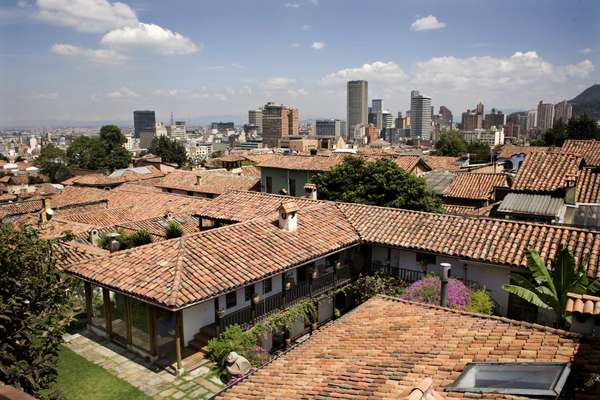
left=570, top=84, right=600, bottom=120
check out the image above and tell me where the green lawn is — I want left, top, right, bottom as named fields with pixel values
left=49, top=346, right=150, bottom=400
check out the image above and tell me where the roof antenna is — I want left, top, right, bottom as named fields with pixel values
left=170, top=112, right=174, bottom=126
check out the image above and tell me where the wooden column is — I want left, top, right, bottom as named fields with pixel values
left=125, top=298, right=133, bottom=346
left=149, top=306, right=157, bottom=357
left=103, top=289, right=112, bottom=337
left=84, top=282, right=92, bottom=326
left=214, top=298, right=221, bottom=337
left=175, top=310, right=183, bottom=376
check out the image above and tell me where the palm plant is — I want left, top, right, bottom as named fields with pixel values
left=502, top=245, right=600, bottom=328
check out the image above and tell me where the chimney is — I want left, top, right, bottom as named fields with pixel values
left=439, top=263, right=451, bottom=307
left=278, top=201, right=299, bottom=232
left=304, top=183, right=317, bottom=200
left=39, top=198, right=53, bottom=224
left=196, top=175, right=202, bottom=185
left=164, top=211, right=173, bottom=221
left=564, top=176, right=577, bottom=205
left=89, top=229, right=101, bottom=247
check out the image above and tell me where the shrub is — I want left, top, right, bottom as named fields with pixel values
left=206, top=325, right=257, bottom=372
left=127, top=229, right=152, bottom=247
left=165, top=221, right=183, bottom=239
left=341, top=272, right=407, bottom=304
left=464, top=289, right=494, bottom=315
left=401, top=276, right=470, bottom=309
left=98, top=229, right=152, bottom=251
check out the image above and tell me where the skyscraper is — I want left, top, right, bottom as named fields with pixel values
left=537, top=101, right=554, bottom=133
left=133, top=110, right=156, bottom=138
left=527, top=110, right=537, bottom=130
left=553, top=100, right=573, bottom=125
left=368, top=99, right=383, bottom=130
left=248, top=109, right=263, bottom=134
left=484, top=108, right=505, bottom=129
left=439, top=106, right=453, bottom=125
left=410, top=90, right=432, bottom=140
left=347, top=81, right=368, bottom=141
left=261, top=102, right=299, bottom=147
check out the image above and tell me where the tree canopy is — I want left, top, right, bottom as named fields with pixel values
left=149, top=136, right=188, bottom=167
left=542, top=114, right=600, bottom=146
left=34, top=144, right=72, bottom=183
left=66, top=125, right=131, bottom=171
left=312, top=156, right=443, bottom=212
left=434, top=130, right=467, bottom=156
left=0, top=225, right=74, bottom=396
left=466, top=140, right=491, bottom=163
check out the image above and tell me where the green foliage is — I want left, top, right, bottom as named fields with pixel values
left=149, top=136, right=188, bottom=167
left=99, top=229, right=152, bottom=251
left=207, top=325, right=257, bottom=371
left=464, top=289, right=494, bottom=315
left=434, top=130, right=467, bottom=156
left=66, top=125, right=131, bottom=171
left=35, top=144, right=71, bottom=183
left=252, top=300, right=317, bottom=336
left=0, top=225, right=74, bottom=396
left=312, top=155, right=443, bottom=212
left=340, top=272, right=406, bottom=304
left=28, top=175, right=46, bottom=185
left=502, top=246, right=600, bottom=328
left=466, top=140, right=491, bottom=163
left=541, top=114, right=600, bottom=146
left=165, top=221, right=183, bottom=239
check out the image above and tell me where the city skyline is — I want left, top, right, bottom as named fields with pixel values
left=1, top=0, right=599, bottom=127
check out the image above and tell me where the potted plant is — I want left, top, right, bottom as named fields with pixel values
left=252, top=293, right=260, bottom=305
left=217, top=308, right=225, bottom=319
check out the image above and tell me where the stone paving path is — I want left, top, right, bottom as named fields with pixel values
left=63, top=330, right=224, bottom=400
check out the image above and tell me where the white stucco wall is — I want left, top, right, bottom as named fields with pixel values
left=218, top=273, right=283, bottom=315
left=182, top=300, right=214, bottom=346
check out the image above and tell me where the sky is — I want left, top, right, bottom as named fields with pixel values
left=0, top=0, right=599, bottom=127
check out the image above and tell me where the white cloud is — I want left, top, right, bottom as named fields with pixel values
left=284, top=3, right=300, bottom=8
left=17, top=1, right=32, bottom=8
left=411, top=51, right=594, bottom=89
left=106, top=86, right=138, bottom=98
left=311, top=41, right=325, bottom=50
left=322, top=61, right=408, bottom=84
left=51, top=43, right=127, bottom=64
left=264, top=77, right=296, bottom=90
left=100, top=22, right=199, bottom=55
left=36, top=0, right=138, bottom=33
left=410, top=15, right=446, bottom=31
left=309, top=0, right=319, bottom=5
left=31, top=92, right=59, bottom=100
left=290, top=42, right=301, bottom=48
left=581, top=48, right=593, bottom=54
left=301, top=24, right=311, bottom=30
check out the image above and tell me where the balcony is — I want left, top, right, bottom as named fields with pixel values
left=370, top=262, right=424, bottom=283
left=218, top=265, right=352, bottom=331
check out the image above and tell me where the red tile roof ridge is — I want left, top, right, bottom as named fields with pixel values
left=376, top=295, right=582, bottom=338
left=168, top=237, right=187, bottom=307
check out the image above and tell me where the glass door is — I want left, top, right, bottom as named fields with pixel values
left=109, top=291, right=128, bottom=344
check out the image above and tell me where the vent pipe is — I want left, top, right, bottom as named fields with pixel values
left=439, top=263, right=451, bottom=307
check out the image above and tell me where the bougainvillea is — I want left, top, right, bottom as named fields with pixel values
left=400, top=276, right=470, bottom=309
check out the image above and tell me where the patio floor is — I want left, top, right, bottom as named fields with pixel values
left=63, top=330, right=225, bottom=400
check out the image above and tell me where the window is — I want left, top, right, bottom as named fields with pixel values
left=226, top=291, right=237, bottom=309
left=263, top=278, right=272, bottom=294
left=130, top=298, right=151, bottom=351
left=90, top=285, right=105, bottom=329
left=447, top=362, right=571, bottom=397
left=245, top=286, right=253, bottom=302
left=416, top=252, right=436, bottom=266
left=266, top=176, right=273, bottom=193
left=289, top=178, right=296, bottom=196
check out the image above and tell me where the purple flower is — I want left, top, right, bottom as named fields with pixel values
left=400, top=276, right=470, bottom=309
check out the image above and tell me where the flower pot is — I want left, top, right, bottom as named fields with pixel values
left=284, top=281, right=292, bottom=291
left=252, top=294, right=260, bottom=305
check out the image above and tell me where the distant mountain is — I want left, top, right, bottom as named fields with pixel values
left=570, top=84, right=600, bottom=120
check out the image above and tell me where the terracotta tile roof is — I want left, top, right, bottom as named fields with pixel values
left=512, top=151, right=582, bottom=192
left=443, top=204, right=494, bottom=217
left=239, top=165, right=260, bottom=177
left=394, top=155, right=430, bottom=173
left=58, top=241, right=109, bottom=267
left=422, top=155, right=461, bottom=172
left=155, top=170, right=260, bottom=195
left=0, top=199, right=44, bottom=218
left=337, top=202, right=600, bottom=277
left=577, top=168, right=600, bottom=203
left=217, top=296, right=600, bottom=400
left=566, top=292, right=600, bottom=315
left=117, top=214, right=200, bottom=239
left=497, top=144, right=550, bottom=159
left=443, top=172, right=507, bottom=201
left=63, top=203, right=360, bottom=308
left=55, top=206, right=137, bottom=227
left=257, top=154, right=347, bottom=172
left=562, top=139, right=600, bottom=167
left=63, top=166, right=164, bottom=187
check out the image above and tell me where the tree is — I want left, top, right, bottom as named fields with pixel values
left=35, top=144, right=71, bottom=183
left=149, top=136, right=188, bottom=167
left=312, top=156, right=443, bottom=212
left=66, top=125, right=131, bottom=171
left=502, top=246, right=600, bottom=328
left=543, top=118, right=568, bottom=146
left=567, top=114, right=600, bottom=140
left=434, top=130, right=467, bottom=156
left=0, top=225, right=74, bottom=396
left=466, top=140, right=491, bottom=163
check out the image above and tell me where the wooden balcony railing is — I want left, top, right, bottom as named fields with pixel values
left=218, top=266, right=352, bottom=330
left=370, top=263, right=424, bottom=283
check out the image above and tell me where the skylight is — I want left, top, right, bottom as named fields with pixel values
left=447, top=362, right=571, bottom=397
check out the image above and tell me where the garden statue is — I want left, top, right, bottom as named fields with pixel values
left=225, top=352, right=251, bottom=376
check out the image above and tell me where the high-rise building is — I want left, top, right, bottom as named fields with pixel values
left=133, top=110, right=156, bottom=138
left=527, top=110, right=537, bottom=130
left=409, top=90, right=432, bottom=140
left=382, top=111, right=393, bottom=130
left=347, top=80, right=368, bottom=140
left=168, top=121, right=187, bottom=141
left=248, top=109, right=263, bottom=134
left=395, top=112, right=404, bottom=129
left=484, top=108, right=504, bottom=129
left=554, top=100, right=573, bottom=125
left=439, top=106, right=453, bottom=125
left=475, top=102, right=484, bottom=115
left=155, top=122, right=168, bottom=137
left=261, top=102, right=299, bottom=147
left=315, top=119, right=343, bottom=139
left=461, top=110, right=482, bottom=131
left=211, top=122, right=235, bottom=133
left=537, top=101, right=554, bottom=133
